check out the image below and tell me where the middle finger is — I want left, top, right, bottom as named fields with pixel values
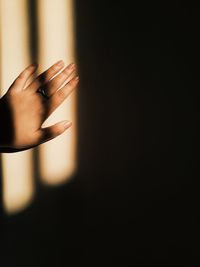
left=42, top=63, right=76, bottom=97
left=27, top=60, right=65, bottom=92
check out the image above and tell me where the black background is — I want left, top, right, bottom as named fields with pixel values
left=1, top=1, right=200, bottom=265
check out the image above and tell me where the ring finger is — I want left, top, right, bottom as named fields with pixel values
left=45, top=75, right=79, bottom=117
left=42, top=62, right=76, bottom=98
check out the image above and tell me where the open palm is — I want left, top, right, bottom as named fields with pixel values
left=0, top=60, right=79, bottom=152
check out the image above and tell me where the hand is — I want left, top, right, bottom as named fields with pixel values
left=0, top=60, right=79, bottom=152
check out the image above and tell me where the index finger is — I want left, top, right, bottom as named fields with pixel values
left=27, top=60, right=65, bottom=92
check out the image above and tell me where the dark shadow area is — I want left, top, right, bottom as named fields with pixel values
left=0, top=155, right=3, bottom=223
left=27, top=0, right=41, bottom=185
left=1, top=1, right=200, bottom=266
left=27, top=0, right=38, bottom=62
left=0, top=96, right=16, bottom=152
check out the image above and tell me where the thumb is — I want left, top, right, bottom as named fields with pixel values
left=38, top=120, right=72, bottom=145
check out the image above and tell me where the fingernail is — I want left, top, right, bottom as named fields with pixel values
left=75, top=76, right=79, bottom=82
left=63, top=121, right=72, bottom=129
left=56, top=60, right=64, bottom=66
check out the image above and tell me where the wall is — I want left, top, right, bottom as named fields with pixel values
left=1, top=1, right=200, bottom=266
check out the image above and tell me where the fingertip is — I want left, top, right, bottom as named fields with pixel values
left=55, top=60, right=64, bottom=67
left=74, top=76, right=79, bottom=82
left=26, top=63, right=38, bottom=75
left=29, top=62, right=38, bottom=68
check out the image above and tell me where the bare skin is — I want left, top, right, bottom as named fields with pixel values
left=0, top=60, right=79, bottom=152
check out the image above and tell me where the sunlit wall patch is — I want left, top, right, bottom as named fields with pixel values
left=0, top=0, right=77, bottom=215
left=0, top=0, right=34, bottom=215
left=37, top=0, right=77, bottom=186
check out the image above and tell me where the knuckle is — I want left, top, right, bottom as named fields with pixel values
left=49, top=77, right=60, bottom=88
left=57, top=88, right=66, bottom=99
left=18, top=71, right=26, bottom=79
left=64, top=67, right=70, bottom=75
left=69, top=78, right=77, bottom=86
left=43, top=70, right=54, bottom=82
left=33, top=80, right=41, bottom=89
left=47, top=126, right=62, bottom=138
left=54, top=126, right=63, bottom=135
left=51, top=64, right=60, bottom=72
left=7, top=88, right=17, bottom=97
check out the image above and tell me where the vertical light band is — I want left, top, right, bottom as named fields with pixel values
left=0, top=0, right=34, bottom=214
left=37, top=0, right=77, bottom=185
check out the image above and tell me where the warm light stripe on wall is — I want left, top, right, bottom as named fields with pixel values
left=0, top=0, right=34, bottom=214
left=37, top=0, right=77, bottom=185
